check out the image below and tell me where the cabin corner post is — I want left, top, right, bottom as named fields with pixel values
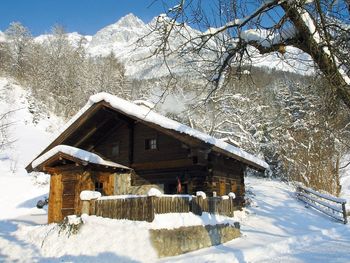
left=48, top=172, right=63, bottom=223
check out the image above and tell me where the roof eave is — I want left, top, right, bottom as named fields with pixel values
left=212, top=145, right=268, bottom=171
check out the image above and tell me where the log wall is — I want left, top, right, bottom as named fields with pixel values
left=47, top=167, right=123, bottom=223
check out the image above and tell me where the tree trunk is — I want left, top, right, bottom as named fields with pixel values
left=282, top=2, right=350, bottom=108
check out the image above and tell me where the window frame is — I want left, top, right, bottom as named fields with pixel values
left=145, top=138, right=158, bottom=150
left=95, top=181, right=104, bottom=195
left=111, top=141, right=120, bottom=157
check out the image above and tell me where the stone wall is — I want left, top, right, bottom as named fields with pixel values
left=149, top=223, right=240, bottom=257
left=113, top=173, right=164, bottom=195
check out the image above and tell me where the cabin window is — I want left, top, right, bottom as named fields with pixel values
left=145, top=138, right=157, bottom=150
left=95, top=181, right=104, bottom=194
left=111, top=142, right=120, bottom=156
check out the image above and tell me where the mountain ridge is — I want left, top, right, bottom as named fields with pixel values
left=1, top=13, right=314, bottom=79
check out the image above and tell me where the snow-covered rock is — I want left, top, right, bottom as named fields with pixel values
left=80, top=190, right=102, bottom=201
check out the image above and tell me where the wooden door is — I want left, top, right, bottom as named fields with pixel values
left=61, top=176, right=78, bottom=219
left=230, top=180, right=238, bottom=193
left=219, top=179, right=226, bottom=196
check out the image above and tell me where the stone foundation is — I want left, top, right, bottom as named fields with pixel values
left=150, top=223, right=240, bottom=257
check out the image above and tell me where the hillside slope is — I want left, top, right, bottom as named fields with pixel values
left=0, top=78, right=63, bottom=220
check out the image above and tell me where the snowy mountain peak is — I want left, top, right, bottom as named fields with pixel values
left=115, top=13, right=145, bottom=28
left=88, top=13, right=147, bottom=51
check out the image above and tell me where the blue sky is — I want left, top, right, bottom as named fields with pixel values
left=0, top=0, right=167, bottom=36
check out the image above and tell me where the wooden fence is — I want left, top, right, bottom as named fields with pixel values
left=87, top=195, right=239, bottom=222
left=296, top=185, right=348, bottom=224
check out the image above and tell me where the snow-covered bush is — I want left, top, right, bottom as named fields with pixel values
left=58, top=215, right=83, bottom=237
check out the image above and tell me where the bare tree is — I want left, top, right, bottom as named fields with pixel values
left=0, top=85, right=17, bottom=152
left=5, top=22, right=32, bottom=80
left=147, top=0, right=350, bottom=108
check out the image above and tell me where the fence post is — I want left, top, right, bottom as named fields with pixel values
left=80, top=191, right=101, bottom=216
left=90, top=199, right=96, bottom=215
left=296, top=185, right=347, bottom=224
left=147, top=196, right=155, bottom=222
left=192, top=196, right=203, bottom=216
left=81, top=200, right=90, bottom=215
left=229, top=196, right=234, bottom=217
left=81, top=197, right=100, bottom=216
left=342, top=203, right=348, bottom=224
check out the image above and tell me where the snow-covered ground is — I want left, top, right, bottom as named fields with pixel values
left=163, top=178, right=350, bottom=263
left=0, top=78, right=63, bottom=221
left=0, top=78, right=349, bottom=262
left=1, top=177, right=349, bottom=262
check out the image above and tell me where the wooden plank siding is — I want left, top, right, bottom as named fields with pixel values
left=132, top=123, right=190, bottom=163
left=47, top=168, right=117, bottom=223
left=93, top=122, right=130, bottom=165
left=207, top=152, right=246, bottom=201
left=48, top=173, right=63, bottom=223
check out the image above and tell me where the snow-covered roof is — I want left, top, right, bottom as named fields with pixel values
left=32, top=145, right=130, bottom=170
left=45, top=93, right=268, bottom=170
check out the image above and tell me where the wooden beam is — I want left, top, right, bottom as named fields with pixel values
left=73, top=113, right=116, bottom=148
left=43, top=165, right=83, bottom=174
left=128, top=122, right=134, bottom=166
left=73, top=127, right=98, bottom=147
left=26, top=102, right=105, bottom=172
left=87, top=121, right=127, bottom=152
left=131, top=158, right=195, bottom=170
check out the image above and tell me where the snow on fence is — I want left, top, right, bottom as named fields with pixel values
left=86, top=195, right=238, bottom=222
left=296, top=185, right=347, bottom=224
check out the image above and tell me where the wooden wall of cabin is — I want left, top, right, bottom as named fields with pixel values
left=93, top=123, right=130, bottom=165
left=47, top=167, right=116, bottom=223
left=132, top=123, right=190, bottom=163
left=207, top=153, right=246, bottom=205
left=92, top=121, right=192, bottom=167
left=132, top=166, right=211, bottom=195
left=48, top=173, right=62, bottom=223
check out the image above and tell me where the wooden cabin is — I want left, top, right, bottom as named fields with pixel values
left=26, top=93, right=268, bottom=223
